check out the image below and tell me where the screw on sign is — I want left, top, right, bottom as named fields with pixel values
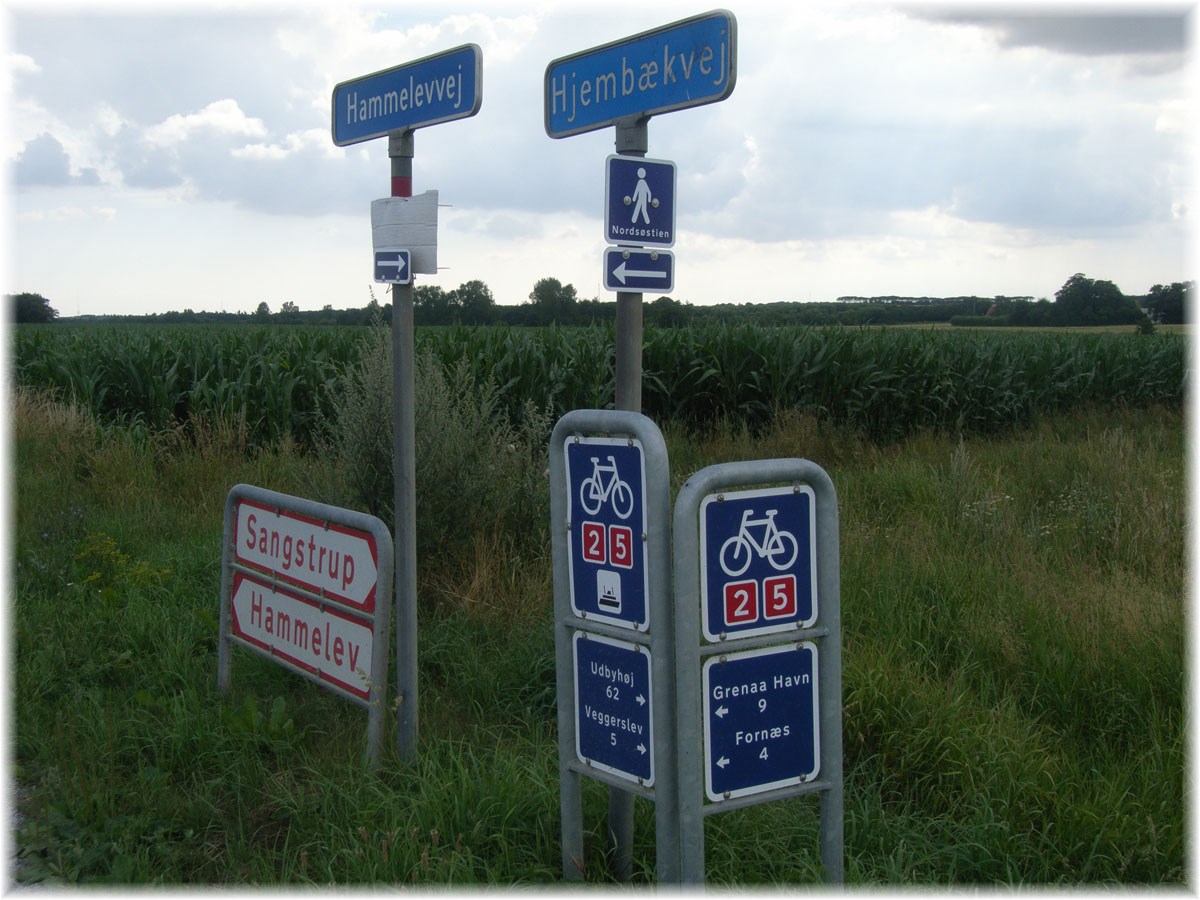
left=700, top=486, right=817, bottom=642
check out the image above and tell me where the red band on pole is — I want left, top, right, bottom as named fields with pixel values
left=392, top=175, right=412, bottom=198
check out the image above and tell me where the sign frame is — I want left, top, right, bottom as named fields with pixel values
left=672, top=459, right=843, bottom=885
left=217, top=484, right=394, bottom=768
left=331, top=43, right=482, bottom=146
left=544, top=9, right=737, bottom=139
left=550, top=409, right=679, bottom=882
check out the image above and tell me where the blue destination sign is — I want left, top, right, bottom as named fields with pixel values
left=565, top=436, right=649, bottom=630
left=704, top=643, right=819, bottom=802
left=700, top=485, right=817, bottom=643
left=574, top=632, right=654, bottom=786
left=544, top=9, right=737, bottom=138
left=331, top=44, right=482, bottom=146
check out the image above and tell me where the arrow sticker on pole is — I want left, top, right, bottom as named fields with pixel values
left=374, top=248, right=411, bottom=284
left=603, top=247, right=674, bottom=294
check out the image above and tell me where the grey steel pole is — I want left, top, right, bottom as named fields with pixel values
left=607, top=116, right=650, bottom=883
left=390, top=130, right=419, bottom=762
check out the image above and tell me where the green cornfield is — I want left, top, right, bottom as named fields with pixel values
left=11, top=322, right=1186, bottom=445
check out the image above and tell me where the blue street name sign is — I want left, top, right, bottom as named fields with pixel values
left=565, top=436, right=649, bottom=631
left=603, top=247, right=674, bottom=294
left=575, top=632, right=654, bottom=786
left=704, top=642, right=819, bottom=802
left=374, top=249, right=411, bottom=284
left=331, top=44, right=482, bottom=146
left=544, top=10, right=737, bottom=139
left=700, top=486, right=817, bottom=643
left=605, top=155, right=676, bottom=248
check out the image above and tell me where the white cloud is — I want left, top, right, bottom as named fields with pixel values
left=143, top=99, right=267, bottom=147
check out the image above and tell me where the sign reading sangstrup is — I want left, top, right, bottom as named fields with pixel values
left=544, top=9, right=736, bottom=138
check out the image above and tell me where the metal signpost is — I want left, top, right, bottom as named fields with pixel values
left=551, top=409, right=677, bottom=882
left=674, top=460, right=844, bottom=885
left=217, top=485, right=394, bottom=767
left=330, top=43, right=482, bottom=762
left=546, top=15, right=735, bottom=878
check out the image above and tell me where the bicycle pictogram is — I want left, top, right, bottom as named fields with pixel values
left=719, top=507, right=799, bottom=577
left=579, top=455, right=635, bottom=520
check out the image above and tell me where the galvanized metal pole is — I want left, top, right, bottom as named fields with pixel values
left=390, top=129, right=419, bottom=762
left=607, top=116, right=651, bottom=883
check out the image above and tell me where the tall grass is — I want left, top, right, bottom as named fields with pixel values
left=11, top=364, right=1184, bottom=886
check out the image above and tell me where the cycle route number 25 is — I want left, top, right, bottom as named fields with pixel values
left=565, top=437, right=648, bottom=631
left=700, top=485, right=818, bottom=642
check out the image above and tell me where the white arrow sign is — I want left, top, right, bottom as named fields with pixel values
left=235, top=499, right=380, bottom=612
left=230, top=572, right=374, bottom=702
left=715, top=705, right=729, bottom=718
left=717, top=756, right=731, bottom=769
left=612, top=260, right=668, bottom=285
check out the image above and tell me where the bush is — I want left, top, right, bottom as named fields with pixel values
left=310, top=324, right=553, bottom=569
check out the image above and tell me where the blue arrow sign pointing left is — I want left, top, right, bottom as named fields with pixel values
left=603, top=247, right=674, bottom=294
left=374, top=249, right=411, bottom=284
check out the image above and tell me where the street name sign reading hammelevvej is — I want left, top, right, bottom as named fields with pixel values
left=544, top=9, right=737, bottom=138
left=332, top=44, right=482, bottom=146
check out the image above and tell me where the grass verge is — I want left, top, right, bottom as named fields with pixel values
left=10, top=385, right=1185, bottom=885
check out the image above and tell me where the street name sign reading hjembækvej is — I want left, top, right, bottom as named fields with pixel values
left=565, top=436, right=649, bottom=630
left=544, top=9, right=736, bottom=138
left=704, top=642, right=819, bottom=802
left=331, top=43, right=482, bottom=146
left=605, top=155, right=676, bottom=247
left=574, top=631, right=654, bottom=786
left=700, top=486, right=817, bottom=643
left=374, top=249, right=411, bottom=284
left=603, top=247, right=674, bottom=294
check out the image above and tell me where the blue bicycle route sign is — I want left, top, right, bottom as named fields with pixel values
left=331, top=44, right=482, bottom=146
left=700, top=485, right=817, bottom=643
left=565, top=436, right=649, bottom=630
left=544, top=9, right=736, bottom=138
left=703, top=642, right=819, bottom=802
left=574, top=632, right=654, bottom=786
left=605, top=155, right=676, bottom=247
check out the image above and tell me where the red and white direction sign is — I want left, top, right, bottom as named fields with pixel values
left=229, top=572, right=374, bottom=702
left=234, top=498, right=380, bottom=612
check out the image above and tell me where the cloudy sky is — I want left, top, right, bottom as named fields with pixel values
left=2, top=0, right=1193, bottom=317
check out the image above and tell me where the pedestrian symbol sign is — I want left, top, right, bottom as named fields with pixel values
left=565, top=435, right=649, bottom=631
left=605, top=155, right=676, bottom=247
left=700, top=486, right=817, bottom=643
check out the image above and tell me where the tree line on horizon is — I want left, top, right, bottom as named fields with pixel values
left=8, top=274, right=1191, bottom=328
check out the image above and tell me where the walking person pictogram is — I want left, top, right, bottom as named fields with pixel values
left=629, top=167, right=654, bottom=225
